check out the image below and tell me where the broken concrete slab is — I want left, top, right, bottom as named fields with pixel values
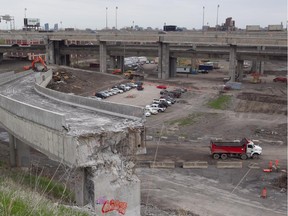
left=182, top=161, right=208, bottom=169
left=150, top=161, right=175, bottom=169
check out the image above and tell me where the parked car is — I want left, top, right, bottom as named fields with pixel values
left=145, top=111, right=151, bottom=117
left=273, top=77, right=287, bottom=83
left=145, top=107, right=158, bottom=115
left=157, top=85, right=167, bottom=89
left=111, top=88, right=123, bottom=93
left=147, top=104, right=166, bottom=112
left=95, top=92, right=107, bottom=99
left=88, top=96, right=102, bottom=100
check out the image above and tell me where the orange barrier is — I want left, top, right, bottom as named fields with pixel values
left=261, top=187, right=267, bottom=198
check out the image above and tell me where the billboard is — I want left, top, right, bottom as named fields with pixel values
left=24, top=18, right=40, bottom=27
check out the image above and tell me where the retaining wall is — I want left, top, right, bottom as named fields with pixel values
left=34, top=83, right=144, bottom=120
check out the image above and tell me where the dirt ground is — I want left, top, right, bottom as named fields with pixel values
left=0, top=59, right=287, bottom=215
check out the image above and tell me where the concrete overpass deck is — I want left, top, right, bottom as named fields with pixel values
left=0, top=73, right=141, bottom=136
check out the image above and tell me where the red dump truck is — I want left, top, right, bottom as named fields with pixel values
left=210, top=138, right=262, bottom=160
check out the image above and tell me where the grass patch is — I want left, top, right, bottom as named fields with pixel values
left=207, top=95, right=231, bottom=110
left=0, top=170, right=89, bottom=216
left=9, top=171, right=75, bottom=203
left=169, top=113, right=203, bottom=126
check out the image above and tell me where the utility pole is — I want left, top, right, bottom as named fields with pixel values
left=115, top=6, right=118, bottom=30
left=216, top=4, right=220, bottom=29
left=105, top=7, right=108, bottom=29
left=202, top=6, right=205, bottom=31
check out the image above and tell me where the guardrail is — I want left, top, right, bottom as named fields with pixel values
left=0, top=93, right=66, bottom=131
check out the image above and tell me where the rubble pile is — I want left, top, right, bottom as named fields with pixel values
left=52, top=69, right=74, bottom=82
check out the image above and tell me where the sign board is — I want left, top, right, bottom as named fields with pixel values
left=24, top=18, right=40, bottom=27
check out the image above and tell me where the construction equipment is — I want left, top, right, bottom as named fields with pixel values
left=123, top=70, right=144, bottom=81
left=251, top=72, right=261, bottom=83
left=23, top=56, right=48, bottom=72
left=210, top=138, right=262, bottom=160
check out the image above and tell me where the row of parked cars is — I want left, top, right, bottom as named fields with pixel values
left=143, top=88, right=187, bottom=117
left=94, top=83, right=138, bottom=99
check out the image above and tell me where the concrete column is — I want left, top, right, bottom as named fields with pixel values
left=0, top=53, right=3, bottom=63
left=109, top=56, right=116, bottom=69
left=191, top=57, right=198, bottom=70
left=60, top=54, right=71, bottom=66
left=99, top=41, right=107, bottom=73
left=237, top=60, right=244, bottom=82
left=74, top=168, right=89, bottom=206
left=15, top=138, right=31, bottom=167
left=169, top=57, right=177, bottom=77
left=9, top=133, right=16, bottom=167
left=251, top=61, right=257, bottom=72
left=118, top=56, right=125, bottom=72
left=158, top=41, right=170, bottom=79
left=228, top=45, right=237, bottom=82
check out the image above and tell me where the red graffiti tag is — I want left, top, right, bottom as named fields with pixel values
left=101, top=199, right=128, bottom=215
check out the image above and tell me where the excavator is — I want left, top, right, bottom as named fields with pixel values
left=23, top=56, right=48, bottom=72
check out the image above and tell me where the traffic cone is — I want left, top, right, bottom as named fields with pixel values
left=261, top=187, right=267, bottom=199
left=275, top=159, right=279, bottom=167
left=268, top=161, right=273, bottom=170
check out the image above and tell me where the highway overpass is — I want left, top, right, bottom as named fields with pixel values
left=0, top=31, right=287, bottom=80
left=0, top=70, right=145, bottom=215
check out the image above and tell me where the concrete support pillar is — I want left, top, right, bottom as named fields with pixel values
left=251, top=61, right=257, bottom=72
left=60, top=54, right=71, bottom=66
left=117, top=56, right=124, bottom=72
left=74, top=168, right=89, bottom=206
left=237, top=60, right=244, bottom=82
left=158, top=40, right=170, bottom=79
left=109, top=56, right=116, bottom=69
left=9, top=133, right=16, bottom=167
left=191, top=57, right=198, bottom=70
left=169, top=57, right=177, bottom=77
left=99, top=41, right=107, bottom=73
left=0, top=53, right=3, bottom=63
left=9, top=134, right=31, bottom=167
left=228, top=45, right=237, bottom=82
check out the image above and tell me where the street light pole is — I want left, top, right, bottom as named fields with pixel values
left=216, top=4, right=220, bottom=29
left=202, top=6, right=205, bottom=31
left=24, top=8, right=27, bottom=18
left=115, top=6, right=118, bottom=30
left=106, top=7, right=108, bottom=29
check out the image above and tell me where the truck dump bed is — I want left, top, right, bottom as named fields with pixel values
left=210, top=138, right=248, bottom=154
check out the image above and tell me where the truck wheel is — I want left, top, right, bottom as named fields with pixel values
left=241, top=154, right=248, bottom=160
left=252, top=154, right=259, bottom=159
left=213, top=154, right=220, bottom=160
left=221, top=154, right=228, bottom=160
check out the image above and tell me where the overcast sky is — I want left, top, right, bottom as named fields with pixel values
left=0, top=0, right=287, bottom=30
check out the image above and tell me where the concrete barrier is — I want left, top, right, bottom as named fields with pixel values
left=183, top=161, right=208, bottom=169
left=34, top=83, right=144, bottom=120
left=217, top=161, right=242, bottom=169
left=0, top=94, right=66, bottom=131
left=34, top=70, right=53, bottom=87
left=0, top=70, right=33, bottom=86
left=150, top=161, right=175, bottom=169
left=0, top=71, right=14, bottom=78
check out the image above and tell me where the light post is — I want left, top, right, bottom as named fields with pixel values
left=132, top=20, right=134, bottom=29
left=115, top=6, right=118, bottom=30
left=60, top=21, right=62, bottom=30
left=202, top=6, right=205, bottom=31
left=105, top=7, right=108, bottom=29
left=216, top=4, right=220, bottom=29
left=24, top=8, right=27, bottom=18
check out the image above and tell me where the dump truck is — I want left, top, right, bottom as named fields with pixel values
left=210, top=138, right=262, bottom=160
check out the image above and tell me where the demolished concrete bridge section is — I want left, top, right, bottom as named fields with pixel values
left=0, top=69, right=145, bottom=215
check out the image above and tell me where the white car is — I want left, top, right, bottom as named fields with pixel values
left=145, top=107, right=158, bottom=115
left=149, top=104, right=166, bottom=112
left=145, top=111, right=151, bottom=117
left=112, top=88, right=123, bottom=93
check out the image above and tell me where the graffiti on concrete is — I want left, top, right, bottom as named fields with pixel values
left=96, top=196, right=107, bottom=205
left=101, top=199, right=128, bottom=215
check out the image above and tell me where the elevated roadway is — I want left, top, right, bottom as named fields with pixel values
left=0, top=70, right=144, bottom=215
left=0, top=31, right=287, bottom=80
